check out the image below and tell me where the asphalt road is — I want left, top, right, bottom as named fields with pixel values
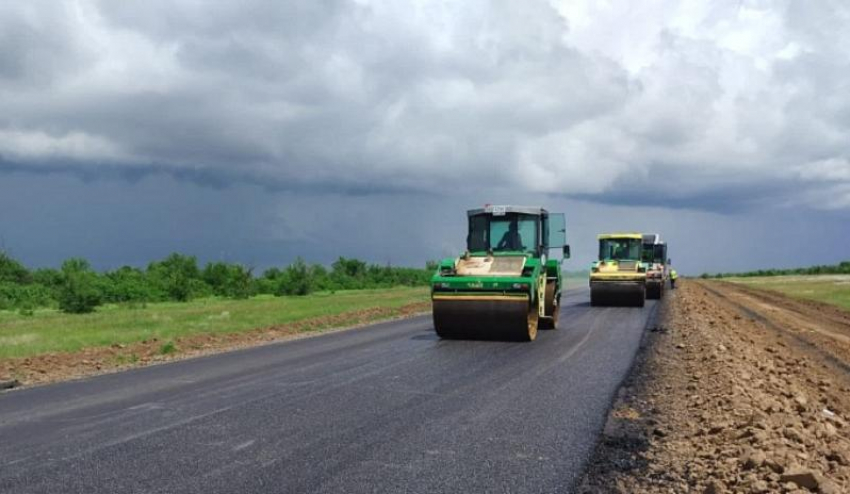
left=0, top=287, right=659, bottom=494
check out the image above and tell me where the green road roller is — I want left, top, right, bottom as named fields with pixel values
left=431, top=205, right=570, bottom=341
left=590, top=232, right=647, bottom=307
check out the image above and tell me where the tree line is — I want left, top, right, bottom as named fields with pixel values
left=700, top=261, right=850, bottom=279
left=0, top=252, right=437, bottom=314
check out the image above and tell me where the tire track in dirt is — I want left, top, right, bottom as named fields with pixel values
left=705, top=282, right=850, bottom=379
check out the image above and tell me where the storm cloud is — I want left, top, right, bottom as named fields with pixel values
left=1, top=0, right=849, bottom=273
left=2, top=0, right=849, bottom=207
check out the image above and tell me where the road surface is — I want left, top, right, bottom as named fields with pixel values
left=0, top=287, right=659, bottom=493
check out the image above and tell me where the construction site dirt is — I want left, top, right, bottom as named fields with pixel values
left=581, top=280, right=850, bottom=493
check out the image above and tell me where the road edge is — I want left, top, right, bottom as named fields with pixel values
left=1, top=307, right=432, bottom=393
left=569, top=286, right=674, bottom=492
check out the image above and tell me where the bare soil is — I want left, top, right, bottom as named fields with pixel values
left=0, top=302, right=429, bottom=389
left=581, top=280, right=850, bottom=493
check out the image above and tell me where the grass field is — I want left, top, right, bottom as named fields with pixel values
left=724, top=275, right=850, bottom=312
left=0, top=287, right=429, bottom=360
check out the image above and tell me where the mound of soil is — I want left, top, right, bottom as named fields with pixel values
left=581, top=280, right=850, bottom=493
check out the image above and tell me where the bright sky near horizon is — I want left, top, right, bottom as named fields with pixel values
left=1, top=0, right=848, bottom=274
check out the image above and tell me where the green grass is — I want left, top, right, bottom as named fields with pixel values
left=159, top=341, right=177, bottom=355
left=113, top=353, right=139, bottom=365
left=0, top=287, right=428, bottom=360
left=723, top=275, right=850, bottom=312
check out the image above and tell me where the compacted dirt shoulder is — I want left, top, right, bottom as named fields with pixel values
left=580, top=280, right=850, bottom=493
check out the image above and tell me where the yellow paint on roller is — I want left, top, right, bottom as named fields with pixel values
left=597, top=232, right=643, bottom=240
left=431, top=294, right=529, bottom=302
left=590, top=272, right=645, bottom=282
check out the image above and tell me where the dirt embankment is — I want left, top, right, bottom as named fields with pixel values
left=1, top=302, right=429, bottom=389
left=581, top=280, right=850, bottom=493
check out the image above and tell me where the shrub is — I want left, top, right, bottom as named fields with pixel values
left=278, top=258, right=313, bottom=296
left=0, top=283, right=54, bottom=311
left=159, top=341, right=177, bottom=355
left=0, top=252, right=434, bottom=310
left=331, top=257, right=366, bottom=289
left=254, top=268, right=282, bottom=295
left=58, top=259, right=102, bottom=314
left=0, top=283, right=14, bottom=311
left=32, top=268, right=62, bottom=299
left=0, top=251, right=31, bottom=284
left=103, top=266, right=151, bottom=303
left=202, top=262, right=254, bottom=299
left=147, top=253, right=202, bottom=302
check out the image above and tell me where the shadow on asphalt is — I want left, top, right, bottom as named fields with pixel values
left=411, top=332, right=439, bottom=341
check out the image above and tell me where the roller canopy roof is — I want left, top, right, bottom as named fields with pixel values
left=467, top=205, right=548, bottom=216
left=597, top=232, right=643, bottom=240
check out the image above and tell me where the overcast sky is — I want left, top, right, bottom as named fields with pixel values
left=1, top=0, right=849, bottom=275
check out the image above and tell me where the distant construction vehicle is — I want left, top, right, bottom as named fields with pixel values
left=590, top=233, right=646, bottom=307
left=642, top=233, right=668, bottom=299
left=431, top=205, right=570, bottom=341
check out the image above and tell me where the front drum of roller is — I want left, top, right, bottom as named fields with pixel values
left=432, top=296, right=537, bottom=341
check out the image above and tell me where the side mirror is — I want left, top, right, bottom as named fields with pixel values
left=667, top=258, right=672, bottom=265
left=563, top=245, right=571, bottom=259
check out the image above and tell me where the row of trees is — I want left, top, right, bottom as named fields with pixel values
left=0, top=252, right=437, bottom=314
left=700, top=261, right=850, bottom=279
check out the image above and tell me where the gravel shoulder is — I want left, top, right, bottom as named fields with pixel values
left=580, top=280, right=850, bottom=493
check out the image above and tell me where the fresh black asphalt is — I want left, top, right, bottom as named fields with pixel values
left=0, top=287, right=659, bottom=493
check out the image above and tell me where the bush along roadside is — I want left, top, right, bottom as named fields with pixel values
left=0, top=251, right=438, bottom=314
left=701, top=260, right=850, bottom=279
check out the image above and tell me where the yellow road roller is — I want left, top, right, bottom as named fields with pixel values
left=590, top=233, right=647, bottom=307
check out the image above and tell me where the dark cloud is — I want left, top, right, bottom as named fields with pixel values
left=1, top=171, right=846, bottom=276
left=0, top=0, right=635, bottom=197
left=1, top=1, right=849, bottom=273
